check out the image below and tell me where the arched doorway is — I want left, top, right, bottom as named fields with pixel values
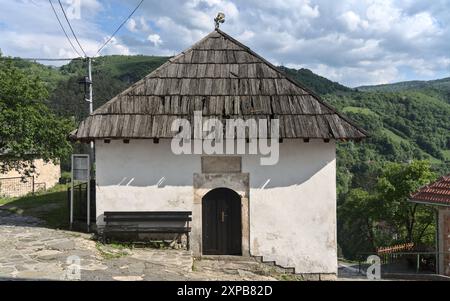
left=202, top=188, right=242, bottom=255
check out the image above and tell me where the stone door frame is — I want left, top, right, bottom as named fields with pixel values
left=192, top=173, right=250, bottom=256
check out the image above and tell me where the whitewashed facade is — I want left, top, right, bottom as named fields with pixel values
left=95, top=139, right=337, bottom=275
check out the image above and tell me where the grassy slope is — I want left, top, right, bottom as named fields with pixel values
left=443, top=150, right=450, bottom=161
left=343, top=106, right=378, bottom=117
left=0, top=184, right=69, bottom=229
left=381, top=128, right=441, bottom=164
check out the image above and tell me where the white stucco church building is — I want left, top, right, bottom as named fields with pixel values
left=71, top=28, right=367, bottom=278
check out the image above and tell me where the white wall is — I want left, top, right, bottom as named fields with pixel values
left=439, top=207, right=450, bottom=276
left=245, top=142, right=337, bottom=274
left=95, top=139, right=337, bottom=274
left=95, top=140, right=198, bottom=221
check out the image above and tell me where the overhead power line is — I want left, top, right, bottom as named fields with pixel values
left=95, top=0, right=144, bottom=57
left=48, top=0, right=83, bottom=58
left=58, top=0, right=87, bottom=57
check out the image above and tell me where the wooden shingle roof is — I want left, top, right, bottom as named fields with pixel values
left=410, top=175, right=450, bottom=206
left=73, top=29, right=367, bottom=141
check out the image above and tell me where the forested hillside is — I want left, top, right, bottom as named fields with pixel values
left=280, top=66, right=352, bottom=94
left=50, top=55, right=168, bottom=121
left=357, top=77, right=450, bottom=104
left=2, top=54, right=449, bottom=258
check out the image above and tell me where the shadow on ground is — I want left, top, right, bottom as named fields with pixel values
left=0, top=186, right=69, bottom=230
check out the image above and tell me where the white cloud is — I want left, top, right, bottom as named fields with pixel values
left=78, top=0, right=102, bottom=12
left=63, top=0, right=103, bottom=19
left=147, top=34, right=162, bottom=47
left=1, top=0, right=450, bottom=86
left=299, top=0, right=320, bottom=18
left=126, top=17, right=150, bottom=33
left=365, top=0, right=400, bottom=32
left=139, top=17, right=150, bottom=32
left=0, top=31, right=102, bottom=60
left=238, top=30, right=255, bottom=42
left=400, top=12, right=440, bottom=39
left=126, top=18, right=137, bottom=32
left=340, top=11, right=368, bottom=31
left=100, top=37, right=132, bottom=55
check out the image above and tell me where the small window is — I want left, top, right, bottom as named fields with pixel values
left=201, top=156, right=242, bottom=173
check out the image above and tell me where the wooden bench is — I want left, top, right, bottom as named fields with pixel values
left=103, top=211, right=192, bottom=249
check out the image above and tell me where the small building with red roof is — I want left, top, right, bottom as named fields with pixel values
left=410, top=175, right=450, bottom=276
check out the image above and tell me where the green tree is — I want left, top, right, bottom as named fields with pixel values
left=338, top=188, right=380, bottom=257
left=376, top=161, right=437, bottom=244
left=0, top=59, right=74, bottom=175
left=338, top=161, right=438, bottom=259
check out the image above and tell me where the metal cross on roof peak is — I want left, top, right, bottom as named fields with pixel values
left=214, top=12, right=225, bottom=29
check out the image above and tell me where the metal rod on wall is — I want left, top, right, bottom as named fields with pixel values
left=70, top=155, right=74, bottom=230
left=435, top=209, right=439, bottom=274
left=87, top=156, right=90, bottom=233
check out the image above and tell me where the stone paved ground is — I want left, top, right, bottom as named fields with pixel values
left=0, top=209, right=281, bottom=281
left=337, top=261, right=370, bottom=281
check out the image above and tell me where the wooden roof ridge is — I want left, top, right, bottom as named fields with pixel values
left=74, top=29, right=369, bottom=141
left=214, top=29, right=369, bottom=137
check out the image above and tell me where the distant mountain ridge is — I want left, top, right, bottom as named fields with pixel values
left=358, top=77, right=450, bottom=92
left=357, top=77, right=450, bottom=104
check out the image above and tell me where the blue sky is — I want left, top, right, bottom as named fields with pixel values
left=1, top=0, right=450, bottom=87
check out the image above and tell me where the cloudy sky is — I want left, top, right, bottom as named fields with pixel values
left=1, top=0, right=450, bottom=87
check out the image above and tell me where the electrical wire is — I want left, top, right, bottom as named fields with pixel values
left=48, top=0, right=83, bottom=58
left=95, top=0, right=144, bottom=57
left=57, top=0, right=87, bottom=57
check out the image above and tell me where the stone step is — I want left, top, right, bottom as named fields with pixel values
left=198, top=255, right=296, bottom=275
left=253, top=256, right=296, bottom=274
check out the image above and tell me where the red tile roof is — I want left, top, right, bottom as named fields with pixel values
left=377, top=243, right=414, bottom=255
left=410, top=175, right=450, bottom=206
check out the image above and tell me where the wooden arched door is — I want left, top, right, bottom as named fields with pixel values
left=202, top=188, right=242, bottom=255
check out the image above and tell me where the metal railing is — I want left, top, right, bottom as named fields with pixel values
left=0, top=176, right=46, bottom=198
